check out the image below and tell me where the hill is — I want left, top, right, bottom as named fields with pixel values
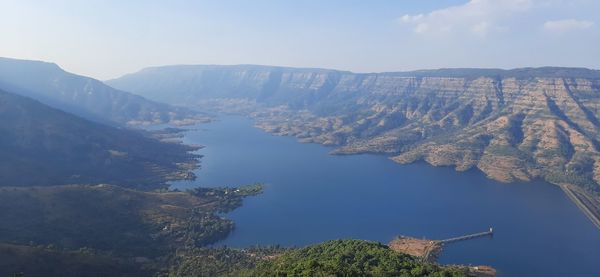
left=0, top=89, right=198, bottom=188
left=170, top=240, right=469, bottom=276
left=0, top=184, right=260, bottom=257
left=0, top=57, right=207, bottom=126
left=0, top=184, right=262, bottom=276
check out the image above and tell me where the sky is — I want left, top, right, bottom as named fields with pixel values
left=0, top=0, right=598, bottom=80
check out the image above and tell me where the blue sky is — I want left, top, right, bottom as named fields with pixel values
left=0, top=0, right=597, bottom=79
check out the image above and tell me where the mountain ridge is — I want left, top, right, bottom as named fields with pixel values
left=112, top=64, right=600, bottom=81
left=0, top=57, right=208, bottom=126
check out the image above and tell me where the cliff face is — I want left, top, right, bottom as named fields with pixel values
left=109, top=66, right=600, bottom=193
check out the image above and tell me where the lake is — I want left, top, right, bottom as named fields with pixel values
left=170, top=115, right=600, bottom=277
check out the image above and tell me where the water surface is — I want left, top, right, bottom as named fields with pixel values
left=171, top=116, right=600, bottom=277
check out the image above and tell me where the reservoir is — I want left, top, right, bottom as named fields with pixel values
left=170, top=116, right=600, bottom=277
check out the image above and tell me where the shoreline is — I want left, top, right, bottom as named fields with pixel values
left=249, top=114, right=600, bottom=231
left=560, top=184, right=600, bottom=230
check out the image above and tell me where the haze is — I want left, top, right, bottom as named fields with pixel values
left=0, top=0, right=598, bottom=80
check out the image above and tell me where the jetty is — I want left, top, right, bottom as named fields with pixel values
left=390, top=228, right=494, bottom=262
left=440, top=227, right=493, bottom=244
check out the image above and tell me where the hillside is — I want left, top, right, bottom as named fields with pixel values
left=109, top=65, right=600, bottom=222
left=0, top=57, right=208, bottom=126
left=245, top=240, right=468, bottom=276
left=0, top=184, right=261, bottom=256
left=170, top=240, right=470, bottom=276
left=3, top=208, right=471, bottom=277
left=0, top=89, right=198, bottom=188
left=0, top=243, right=152, bottom=277
left=0, top=184, right=262, bottom=276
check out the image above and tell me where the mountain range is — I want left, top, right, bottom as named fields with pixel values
left=1, top=58, right=598, bottom=274
left=0, top=58, right=208, bottom=126
left=109, top=64, right=600, bottom=221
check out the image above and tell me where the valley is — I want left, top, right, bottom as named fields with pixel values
left=0, top=58, right=477, bottom=276
left=163, top=115, right=600, bottom=276
left=4, top=1, right=598, bottom=275
left=1, top=59, right=599, bottom=276
left=109, top=65, right=600, bottom=227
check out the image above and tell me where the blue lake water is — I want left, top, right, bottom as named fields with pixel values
left=170, top=116, right=600, bottom=277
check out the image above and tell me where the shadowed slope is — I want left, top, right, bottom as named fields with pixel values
left=0, top=90, right=198, bottom=188
left=0, top=57, right=207, bottom=126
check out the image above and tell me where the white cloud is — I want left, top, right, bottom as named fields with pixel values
left=543, top=19, right=594, bottom=33
left=398, top=0, right=533, bottom=36
left=400, top=14, right=423, bottom=23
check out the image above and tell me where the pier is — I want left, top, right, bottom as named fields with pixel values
left=391, top=228, right=494, bottom=262
left=440, top=227, right=494, bottom=244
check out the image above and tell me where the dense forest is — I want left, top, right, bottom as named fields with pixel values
left=170, top=240, right=469, bottom=277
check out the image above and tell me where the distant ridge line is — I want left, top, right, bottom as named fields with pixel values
left=119, top=64, right=600, bottom=81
